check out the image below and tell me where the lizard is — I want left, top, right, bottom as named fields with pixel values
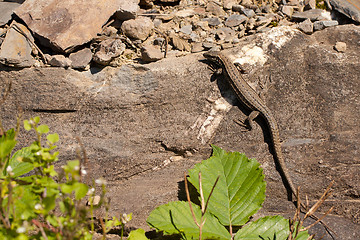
left=203, top=50, right=335, bottom=237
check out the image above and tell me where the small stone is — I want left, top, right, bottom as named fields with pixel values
left=69, top=48, right=92, bottom=69
left=93, top=39, right=126, bottom=65
left=115, top=0, right=139, bottom=21
left=141, top=45, right=164, bottom=62
left=292, top=9, right=330, bottom=21
left=102, top=26, right=118, bottom=36
left=190, top=32, right=200, bottom=42
left=334, top=41, right=346, bottom=52
left=221, top=42, right=233, bottom=49
left=194, top=21, right=209, bottom=30
left=121, top=17, right=154, bottom=40
left=202, top=17, right=221, bottom=26
left=49, top=55, right=72, bottom=68
left=153, top=18, right=162, bottom=28
left=232, top=4, right=243, bottom=12
left=180, top=25, right=193, bottom=35
left=154, top=37, right=165, bottom=46
left=191, top=42, right=204, bottom=53
left=216, top=27, right=236, bottom=42
left=206, top=1, right=226, bottom=16
left=223, top=0, right=237, bottom=10
left=87, top=195, right=101, bottom=206
left=298, top=18, right=313, bottom=34
left=175, top=8, right=196, bottom=18
left=240, top=8, right=256, bottom=18
left=304, top=0, right=316, bottom=10
left=203, top=42, right=216, bottom=49
left=281, top=6, right=294, bottom=17
left=225, top=14, right=248, bottom=27
left=313, top=20, right=338, bottom=31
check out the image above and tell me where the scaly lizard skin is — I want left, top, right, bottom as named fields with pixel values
left=203, top=50, right=335, bottom=238
left=203, top=50, right=298, bottom=197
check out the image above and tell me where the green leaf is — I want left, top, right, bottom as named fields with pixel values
left=37, top=124, right=49, bottom=134
left=234, top=216, right=310, bottom=240
left=73, top=182, right=88, bottom=200
left=61, top=183, right=74, bottom=194
left=33, top=116, right=40, bottom=124
left=0, top=139, right=17, bottom=158
left=128, top=229, right=149, bottom=240
left=147, top=201, right=231, bottom=240
left=7, top=147, right=34, bottom=177
left=188, top=145, right=266, bottom=226
left=47, top=133, right=59, bottom=144
left=24, top=120, right=32, bottom=131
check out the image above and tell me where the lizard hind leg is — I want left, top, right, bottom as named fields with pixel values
left=234, top=110, right=260, bottom=131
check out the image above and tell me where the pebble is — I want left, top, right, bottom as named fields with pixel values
left=298, top=18, right=314, bottom=34
left=191, top=42, right=204, bottom=52
left=141, top=45, right=164, bottom=62
left=202, top=17, right=222, bottom=26
left=334, top=41, right=346, bottom=52
left=49, top=55, right=72, bottom=68
left=121, top=17, right=154, bottom=40
left=292, top=9, right=328, bottom=21
left=69, top=48, right=93, bottom=69
left=225, top=14, right=248, bottom=27
left=180, top=25, right=193, bottom=35
left=313, top=20, right=338, bottom=31
left=242, top=8, right=256, bottom=18
left=281, top=6, right=294, bottom=17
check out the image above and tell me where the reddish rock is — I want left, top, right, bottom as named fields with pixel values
left=69, top=48, right=93, bottom=69
left=14, top=0, right=126, bottom=53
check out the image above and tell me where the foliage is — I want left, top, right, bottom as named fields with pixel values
left=0, top=117, right=130, bottom=239
left=147, top=145, right=310, bottom=240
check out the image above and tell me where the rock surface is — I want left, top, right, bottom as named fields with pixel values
left=0, top=2, right=20, bottom=26
left=14, top=0, right=124, bottom=53
left=330, top=0, right=360, bottom=23
left=0, top=22, right=35, bottom=67
left=1, top=25, right=360, bottom=239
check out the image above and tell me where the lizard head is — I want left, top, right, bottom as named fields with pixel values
left=203, top=51, right=223, bottom=67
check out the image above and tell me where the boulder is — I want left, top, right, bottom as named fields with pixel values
left=0, top=2, right=21, bottom=26
left=14, top=0, right=127, bottom=53
left=0, top=22, right=35, bottom=67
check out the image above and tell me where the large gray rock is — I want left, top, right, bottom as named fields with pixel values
left=14, top=0, right=126, bottom=53
left=330, top=0, right=360, bottom=23
left=1, top=25, right=360, bottom=239
left=0, top=2, right=20, bottom=26
left=0, top=22, right=35, bottom=67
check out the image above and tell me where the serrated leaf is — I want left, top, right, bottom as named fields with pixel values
left=147, top=201, right=231, bottom=240
left=234, top=216, right=310, bottom=240
left=188, top=145, right=266, bottom=226
left=37, top=124, right=49, bottom=134
left=128, top=228, right=149, bottom=240
left=47, top=133, right=59, bottom=144
left=8, top=147, right=34, bottom=177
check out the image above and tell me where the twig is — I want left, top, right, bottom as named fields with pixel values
left=184, top=172, right=199, bottom=227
